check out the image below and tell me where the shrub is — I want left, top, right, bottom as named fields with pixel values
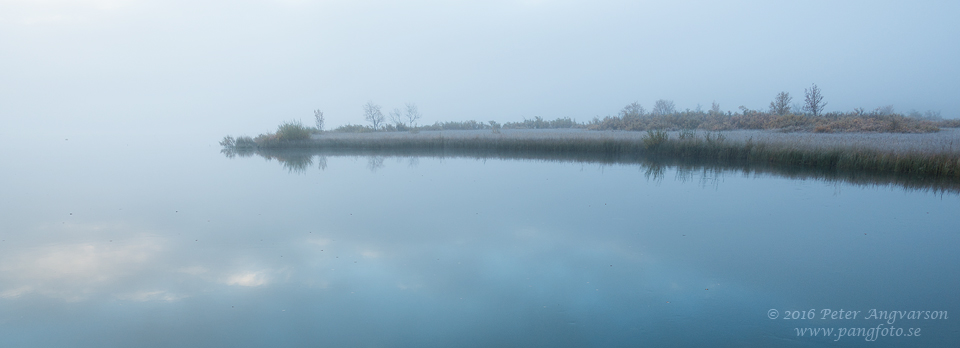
left=276, top=120, right=311, bottom=141
left=334, top=124, right=375, bottom=133
left=938, top=119, right=960, bottom=128
left=420, top=120, right=488, bottom=131
left=219, top=136, right=235, bottom=148
left=235, top=136, right=257, bottom=148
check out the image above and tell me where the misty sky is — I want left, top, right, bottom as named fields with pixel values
left=2, top=0, right=958, bottom=137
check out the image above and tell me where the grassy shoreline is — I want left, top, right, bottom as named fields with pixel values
left=222, top=129, right=960, bottom=192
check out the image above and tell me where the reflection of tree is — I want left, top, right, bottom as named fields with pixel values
left=407, top=157, right=419, bottom=167
left=367, top=156, right=385, bottom=172
left=317, top=156, right=328, bottom=171
left=260, top=152, right=314, bottom=174
left=220, top=147, right=255, bottom=158
left=220, top=148, right=236, bottom=158
left=224, top=148, right=960, bottom=194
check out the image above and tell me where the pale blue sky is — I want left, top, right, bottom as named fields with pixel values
left=2, top=0, right=958, bottom=137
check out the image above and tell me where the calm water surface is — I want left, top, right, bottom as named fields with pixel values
left=1, top=133, right=958, bottom=347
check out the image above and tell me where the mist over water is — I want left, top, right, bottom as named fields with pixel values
left=4, top=0, right=960, bottom=345
left=2, top=0, right=959, bottom=138
left=0, top=135, right=957, bottom=347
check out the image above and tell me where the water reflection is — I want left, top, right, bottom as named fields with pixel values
left=643, top=163, right=665, bottom=183
left=258, top=151, right=315, bottom=173
left=367, top=156, right=385, bottom=172
left=220, top=145, right=256, bottom=159
left=2, top=140, right=959, bottom=347
left=317, top=156, right=327, bottom=171
left=0, top=225, right=164, bottom=302
left=245, top=148, right=960, bottom=194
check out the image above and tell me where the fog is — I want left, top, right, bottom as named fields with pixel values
left=2, top=0, right=958, bottom=139
left=3, top=3, right=959, bottom=345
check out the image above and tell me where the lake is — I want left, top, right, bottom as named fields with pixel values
left=1, top=132, right=957, bottom=347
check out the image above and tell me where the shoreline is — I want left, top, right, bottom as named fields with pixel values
left=299, top=128, right=960, bottom=155
left=223, top=129, right=960, bottom=192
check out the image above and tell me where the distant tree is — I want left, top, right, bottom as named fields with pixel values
left=803, top=84, right=827, bottom=116
left=363, top=101, right=385, bottom=130
left=875, top=105, right=895, bottom=116
left=923, top=110, right=942, bottom=120
left=791, top=102, right=804, bottom=114
left=651, top=99, right=676, bottom=116
left=489, top=120, right=501, bottom=134
left=620, top=102, right=645, bottom=119
left=769, top=92, right=792, bottom=115
left=389, top=108, right=404, bottom=128
left=404, top=103, right=421, bottom=128
left=710, top=101, right=721, bottom=115
left=314, top=109, right=325, bottom=132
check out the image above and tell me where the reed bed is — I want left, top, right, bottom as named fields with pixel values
left=246, top=147, right=960, bottom=195
left=250, top=128, right=960, bottom=154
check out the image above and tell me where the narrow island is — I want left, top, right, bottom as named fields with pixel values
left=221, top=92, right=960, bottom=193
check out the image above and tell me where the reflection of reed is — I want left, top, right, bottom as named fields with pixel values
left=236, top=132, right=960, bottom=193
left=644, top=164, right=664, bottom=183
left=243, top=146, right=960, bottom=194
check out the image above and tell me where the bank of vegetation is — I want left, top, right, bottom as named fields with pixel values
left=221, top=88, right=960, bottom=190
left=222, top=127, right=960, bottom=190
left=589, top=105, right=958, bottom=133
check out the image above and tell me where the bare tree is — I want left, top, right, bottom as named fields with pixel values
left=363, top=101, right=385, bottom=130
left=314, top=109, right=325, bottom=132
left=489, top=120, right=501, bottom=134
left=620, top=102, right=645, bottom=119
left=389, top=108, right=404, bottom=128
left=651, top=99, right=676, bottom=116
left=791, top=102, right=803, bottom=114
left=710, top=101, right=721, bottom=115
left=405, top=103, right=421, bottom=128
left=769, top=92, right=792, bottom=115
left=803, top=84, right=827, bottom=116
left=922, top=110, right=942, bottom=120
left=875, top=105, right=895, bottom=116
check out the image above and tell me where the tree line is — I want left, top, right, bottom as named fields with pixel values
left=304, top=83, right=954, bottom=135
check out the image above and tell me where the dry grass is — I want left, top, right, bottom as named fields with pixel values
left=588, top=110, right=953, bottom=133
